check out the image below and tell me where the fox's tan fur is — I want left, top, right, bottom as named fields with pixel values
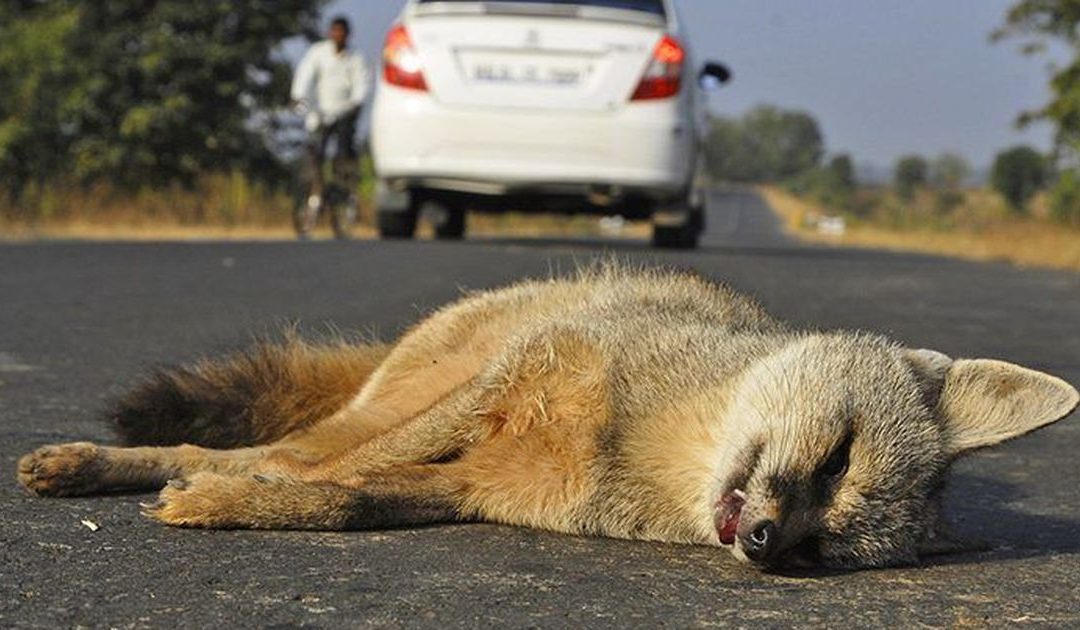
left=16, top=265, right=1080, bottom=569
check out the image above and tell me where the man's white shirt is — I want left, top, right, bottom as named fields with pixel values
left=291, top=40, right=370, bottom=131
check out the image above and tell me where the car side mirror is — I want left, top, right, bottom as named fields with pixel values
left=699, top=62, right=731, bottom=90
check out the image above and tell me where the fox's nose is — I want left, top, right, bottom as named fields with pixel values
left=742, top=520, right=776, bottom=562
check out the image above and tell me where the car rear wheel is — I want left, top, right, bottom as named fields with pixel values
left=652, top=222, right=699, bottom=249
left=432, top=202, right=467, bottom=240
left=378, top=208, right=418, bottom=239
left=376, top=181, right=418, bottom=240
left=652, top=205, right=702, bottom=250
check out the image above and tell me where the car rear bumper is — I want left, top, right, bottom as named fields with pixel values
left=371, top=85, right=695, bottom=197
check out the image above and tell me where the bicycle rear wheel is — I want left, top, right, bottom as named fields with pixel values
left=294, top=194, right=321, bottom=240
left=325, top=184, right=354, bottom=240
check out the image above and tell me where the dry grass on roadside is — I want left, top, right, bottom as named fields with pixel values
left=0, top=175, right=651, bottom=242
left=760, top=185, right=1080, bottom=272
left=1, top=173, right=298, bottom=240
left=0, top=221, right=368, bottom=242
left=2, top=214, right=649, bottom=243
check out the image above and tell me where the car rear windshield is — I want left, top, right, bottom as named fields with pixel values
left=416, top=0, right=666, bottom=17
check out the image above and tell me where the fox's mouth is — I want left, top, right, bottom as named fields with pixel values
left=714, top=443, right=762, bottom=546
left=714, top=489, right=745, bottom=546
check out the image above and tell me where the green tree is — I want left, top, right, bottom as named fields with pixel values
left=991, top=145, right=1047, bottom=212
left=894, top=155, right=929, bottom=201
left=783, top=153, right=857, bottom=211
left=997, top=1, right=1080, bottom=224
left=828, top=154, right=856, bottom=192
left=995, top=2, right=1080, bottom=152
left=1049, top=169, right=1080, bottom=225
left=930, top=153, right=971, bottom=190
left=706, top=105, right=825, bottom=182
left=0, top=1, right=327, bottom=193
left=0, top=4, right=81, bottom=194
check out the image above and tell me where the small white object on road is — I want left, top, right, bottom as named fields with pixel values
left=817, top=216, right=847, bottom=237
left=599, top=216, right=626, bottom=236
left=80, top=519, right=100, bottom=532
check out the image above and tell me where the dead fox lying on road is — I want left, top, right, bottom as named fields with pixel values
left=16, top=265, right=1079, bottom=569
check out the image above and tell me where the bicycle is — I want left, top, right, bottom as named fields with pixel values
left=293, top=103, right=360, bottom=240
left=294, top=160, right=358, bottom=240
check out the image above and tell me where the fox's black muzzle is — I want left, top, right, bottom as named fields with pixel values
left=742, top=519, right=776, bottom=562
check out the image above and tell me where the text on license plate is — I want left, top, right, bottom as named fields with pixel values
left=471, top=63, right=589, bottom=86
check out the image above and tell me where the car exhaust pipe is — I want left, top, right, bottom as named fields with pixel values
left=587, top=185, right=624, bottom=207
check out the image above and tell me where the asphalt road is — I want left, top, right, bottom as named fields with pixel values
left=2, top=189, right=1079, bottom=628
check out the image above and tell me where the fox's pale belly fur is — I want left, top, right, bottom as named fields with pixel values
left=16, top=265, right=1079, bottom=569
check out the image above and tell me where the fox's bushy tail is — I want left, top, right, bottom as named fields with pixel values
left=107, top=338, right=391, bottom=449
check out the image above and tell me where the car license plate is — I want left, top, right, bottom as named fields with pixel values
left=472, top=63, right=582, bottom=86
left=462, top=52, right=590, bottom=87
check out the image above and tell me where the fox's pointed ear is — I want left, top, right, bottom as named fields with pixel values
left=931, top=358, right=1079, bottom=457
left=904, top=349, right=954, bottom=409
left=905, top=349, right=953, bottom=382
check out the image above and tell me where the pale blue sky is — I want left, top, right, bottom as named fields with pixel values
left=306, top=0, right=1062, bottom=170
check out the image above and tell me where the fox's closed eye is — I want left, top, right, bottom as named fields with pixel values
left=820, top=433, right=853, bottom=481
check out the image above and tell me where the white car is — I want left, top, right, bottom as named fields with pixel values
left=370, top=0, right=730, bottom=248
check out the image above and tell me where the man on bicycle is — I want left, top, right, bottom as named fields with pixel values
left=290, top=16, right=370, bottom=235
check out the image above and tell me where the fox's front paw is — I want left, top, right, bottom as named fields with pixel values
left=142, top=472, right=270, bottom=528
left=17, top=442, right=103, bottom=497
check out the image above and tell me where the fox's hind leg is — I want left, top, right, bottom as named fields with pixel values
left=18, top=399, right=417, bottom=497
left=286, top=326, right=608, bottom=488
left=297, top=381, right=490, bottom=483
left=143, top=465, right=466, bottom=530
left=17, top=338, right=394, bottom=497
left=122, top=383, right=490, bottom=527
left=17, top=442, right=271, bottom=497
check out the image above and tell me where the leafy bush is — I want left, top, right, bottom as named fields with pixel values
left=894, top=155, right=929, bottom=201
left=991, top=145, right=1046, bottom=213
left=934, top=189, right=966, bottom=215
left=931, top=153, right=971, bottom=190
left=786, top=153, right=856, bottom=210
left=1050, top=170, right=1080, bottom=226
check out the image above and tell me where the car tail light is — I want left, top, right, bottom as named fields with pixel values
left=631, top=34, right=685, bottom=101
left=383, top=24, right=427, bottom=91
